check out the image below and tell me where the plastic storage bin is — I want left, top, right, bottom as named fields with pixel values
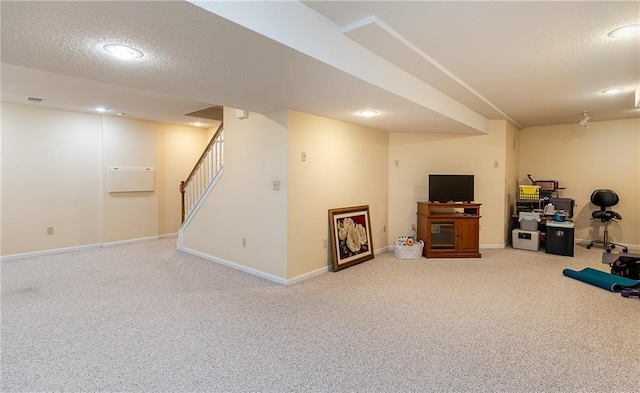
left=512, top=229, right=540, bottom=251
left=518, top=185, right=540, bottom=201
left=394, top=241, right=424, bottom=259
left=519, top=212, right=541, bottom=231
left=545, top=221, right=574, bottom=257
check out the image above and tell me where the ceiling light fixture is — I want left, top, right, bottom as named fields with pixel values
left=192, top=122, right=205, bottom=127
left=358, top=110, right=378, bottom=117
left=579, top=111, right=592, bottom=129
left=95, top=107, right=109, bottom=113
left=607, top=24, right=640, bottom=38
left=601, top=87, right=624, bottom=95
left=103, top=44, right=144, bottom=60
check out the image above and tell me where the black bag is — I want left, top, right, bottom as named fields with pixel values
left=609, top=256, right=640, bottom=280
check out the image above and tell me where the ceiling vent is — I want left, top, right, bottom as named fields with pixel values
left=28, top=97, right=44, bottom=103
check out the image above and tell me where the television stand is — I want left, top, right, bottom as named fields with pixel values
left=416, top=202, right=481, bottom=258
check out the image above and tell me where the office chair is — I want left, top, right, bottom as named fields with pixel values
left=586, top=189, right=628, bottom=253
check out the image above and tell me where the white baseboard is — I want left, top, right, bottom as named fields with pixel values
left=180, top=247, right=339, bottom=286
left=287, top=266, right=328, bottom=285
left=374, top=246, right=390, bottom=254
left=481, top=243, right=507, bottom=249
left=1, top=235, right=183, bottom=261
left=180, top=246, right=288, bottom=285
left=1, top=243, right=102, bottom=262
left=102, top=236, right=160, bottom=248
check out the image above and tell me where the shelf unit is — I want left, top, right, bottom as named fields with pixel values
left=416, top=202, right=482, bottom=258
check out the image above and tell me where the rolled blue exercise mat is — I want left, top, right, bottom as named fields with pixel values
left=562, top=267, right=640, bottom=292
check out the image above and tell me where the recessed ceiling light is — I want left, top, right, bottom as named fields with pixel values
left=117, top=112, right=125, bottom=116
left=192, top=122, right=205, bottom=127
left=95, top=107, right=109, bottom=112
left=607, top=24, right=640, bottom=38
left=103, top=44, right=144, bottom=59
left=601, top=87, right=624, bottom=95
left=357, top=110, right=378, bottom=117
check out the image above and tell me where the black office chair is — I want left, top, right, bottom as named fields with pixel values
left=587, top=189, right=628, bottom=253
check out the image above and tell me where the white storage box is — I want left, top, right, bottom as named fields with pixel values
left=394, top=240, right=424, bottom=259
left=519, top=212, right=541, bottom=231
left=512, top=229, right=540, bottom=251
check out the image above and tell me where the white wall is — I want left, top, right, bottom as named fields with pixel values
left=1, top=103, right=103, bottom=255
left=388, top=121, right=511, bottom=248
left=287, top=110, right=389, bottom=279
left=519, top=118, right=640, bottom=249
left=181, top=108, right=289, bottom=279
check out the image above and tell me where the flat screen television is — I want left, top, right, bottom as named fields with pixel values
left=428, top=174, right=474, bottom=203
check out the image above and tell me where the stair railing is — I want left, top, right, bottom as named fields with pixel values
left=180, top=123, right=224, bottom=223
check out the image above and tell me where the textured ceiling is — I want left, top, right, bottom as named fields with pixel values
left=1, top=1, right=639, bottom=132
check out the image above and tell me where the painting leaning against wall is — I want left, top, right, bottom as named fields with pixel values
left=328, top=205, right=374, bottom=272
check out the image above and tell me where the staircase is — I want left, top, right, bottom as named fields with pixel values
left=180, top=123, right=224, bottom=224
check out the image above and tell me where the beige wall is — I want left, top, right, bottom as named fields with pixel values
left=158, top=123, right=214, bottom=235
left=102, top=116, right=159, bottom=243
left=518, top=118, right=640, bottom=249
left=287, top=111, right=389, bottom=279
left=1, top=103, right=103, bottom=255
left=1, top=103, right=208, bottom=256
left=5, top=99, right=637, bottom=275
left=181, top=108, right=289, bottom=279
left=388, top=121, right=510, bottom=248
left=504, top=121, right=521, bottom=240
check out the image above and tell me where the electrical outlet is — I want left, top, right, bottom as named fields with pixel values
left=383, top=225, right=387, bottom=233
left=273, top=180, right=280, bottom=191
left=411, top=224, right=416, bottom=231
left=394, top=160, right=399, bottom=167
left=494, top=160, right=499, bottom=168
left=323, top=239, right=327, bottom=249
left=242, top=238, right=247, bottom=248
left=301, top=152, right=307, bottom=162
left=47, top=226, right=54, bottom=235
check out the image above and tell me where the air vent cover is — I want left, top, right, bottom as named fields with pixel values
left=28, top=97, right=44, bottom=103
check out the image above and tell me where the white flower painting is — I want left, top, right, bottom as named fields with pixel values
left=329, top=206, right=374, bottom=272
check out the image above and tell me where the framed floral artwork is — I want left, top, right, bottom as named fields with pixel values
left=328, top=205, right=374, bottom=272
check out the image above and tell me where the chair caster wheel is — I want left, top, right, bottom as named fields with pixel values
left=611, top=245, right=616, bottom=249
left=586, top=244, right=592, bottom=249
left=606, top=249, right=612, bottom=253
left=623, top=248, right=629, bottom=253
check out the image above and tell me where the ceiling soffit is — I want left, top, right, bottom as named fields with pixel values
left=188, top=0, right=490, bottom=134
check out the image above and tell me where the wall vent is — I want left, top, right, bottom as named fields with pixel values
left=28, top=97, right=44, bottom=103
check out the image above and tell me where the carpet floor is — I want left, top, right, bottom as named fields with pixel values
left=2, top=239, right=639, bottom=392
